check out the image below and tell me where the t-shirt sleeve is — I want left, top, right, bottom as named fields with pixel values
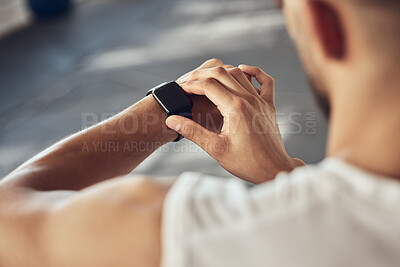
left=160, top=170, right=317, bottom=267
left=161, top=172, right=248, bottom=267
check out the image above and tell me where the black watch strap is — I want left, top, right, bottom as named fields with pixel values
left=146, top=81, right=193, bottom=142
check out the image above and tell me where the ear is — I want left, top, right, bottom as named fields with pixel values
left=307, top=1, right=346, bottom=59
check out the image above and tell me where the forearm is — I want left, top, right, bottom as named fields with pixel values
left=1, top=95, right=177, bottom=191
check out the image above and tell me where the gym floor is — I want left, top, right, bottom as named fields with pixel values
left=0, top=0, right=328, bottom=179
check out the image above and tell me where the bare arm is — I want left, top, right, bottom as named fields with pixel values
left=0, top=92, right=221, bottom=267
left=0, top=95, right=177, bottom=266
left=1, top=95, right=177, bottom=191
left=1, top=58, right=225, bottom=192
left=0, top=59, right=225, bottom=267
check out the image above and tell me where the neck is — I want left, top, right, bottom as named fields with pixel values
left=327, top=69, right=400, bottom=179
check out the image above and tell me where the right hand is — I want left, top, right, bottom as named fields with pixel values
left=166, top=63, right=304, bottom=184
left=176, top=58, right=227, bottom=133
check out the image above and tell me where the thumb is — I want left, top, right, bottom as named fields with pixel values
left=166, top=116, right=224, bottom=155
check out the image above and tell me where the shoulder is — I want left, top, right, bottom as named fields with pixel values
left=160, top=160, right=348, bottom=267
left=161, top=159, right=400, bottom=267
left=162, top=160, right=343, bottom=236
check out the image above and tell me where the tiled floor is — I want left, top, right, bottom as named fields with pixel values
left=0, top=0, right=328, bottom=179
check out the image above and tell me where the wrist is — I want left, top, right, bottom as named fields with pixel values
left=190, top=95, right=223, bottom=133
left=126, top=95, right=178, bottom=143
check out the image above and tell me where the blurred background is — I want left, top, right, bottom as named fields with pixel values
left=0, top=0, right=328, bottom=179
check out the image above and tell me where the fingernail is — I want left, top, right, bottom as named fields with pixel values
left=166, top=117, right=182, bottom=131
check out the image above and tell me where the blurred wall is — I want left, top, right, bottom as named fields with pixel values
left=0, top=0, right=30, bottom=37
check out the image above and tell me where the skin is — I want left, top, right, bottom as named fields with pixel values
left=170, top=65, right=304, bottom=183
left=283, top=0, right=400, bottom=177
left=0, top=58, right=301, bottom=266
left=1, top=0, right=400, bottom=266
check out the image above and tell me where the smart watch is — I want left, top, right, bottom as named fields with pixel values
left=146, top=81, right=193, bottom=142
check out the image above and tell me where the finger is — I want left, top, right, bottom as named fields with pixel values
left=223, top=64, right=235, bottom=69
left=224, top=64, right=253, bottom=83
left=179, top=63, right=233, bottom=85
left=178, top=62, right=233, bottom=85
left=181, top=79, right=235, bottom=114
left=182, top=66, right=249, bottom=97
left=177, top=58, right=224, bottom=83
left=239, top=65, right=275, bottom=103
left=199, top=58, right=225, bottom=69
left=166, top=116, right=226, bottom=157
left=226, top=67, right=259, bottom=95
left=244, top=73, right=252, bottom=83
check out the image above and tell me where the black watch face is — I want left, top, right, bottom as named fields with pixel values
left=153, top=82, right=193, bottom=115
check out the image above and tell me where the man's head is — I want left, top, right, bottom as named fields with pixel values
left=279, top=0, right=400, bottom=118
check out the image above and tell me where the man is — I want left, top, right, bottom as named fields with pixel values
left=1, top=0, right=400, bottom=266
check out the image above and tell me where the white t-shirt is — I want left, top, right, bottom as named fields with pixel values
left=161, top=158, right=400, bottom=267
